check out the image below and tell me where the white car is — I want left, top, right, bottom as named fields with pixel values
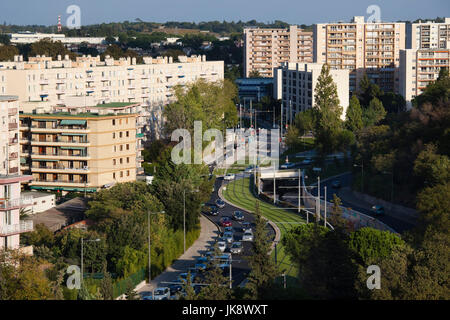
left=242, top=231, right=254, bottom=242
left=217, top=241, right=227, bottom=252
left=223, top=232, right=234, bottom=243
left=223, top=173, right=236, bottom=181
left=153, top=287, right=170, bottom=300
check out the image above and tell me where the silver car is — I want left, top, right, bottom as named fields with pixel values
left=153, top=287, right=170, bottom=300
left=217, top=241, right=227, bottom=252
left=230, top=242, right=243, bottom=254
left=223, top=231, right=234, bottom=243
left=242, top=231, right=254, bottom=242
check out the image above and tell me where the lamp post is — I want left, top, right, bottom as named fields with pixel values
left=148, top=210, right=165, bottom=283
left=353, top=160, right=364, bottom=193
left=81, top=238, right=100, bottom=286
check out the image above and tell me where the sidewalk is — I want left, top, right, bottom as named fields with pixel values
left=137, top=215, right=219, bottom=293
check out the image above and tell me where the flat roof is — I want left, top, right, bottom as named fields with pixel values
left=94, top=102, right=138, bottom=109
left=20, top=112, right=136, bottom=119
left=0, top=95, right=18, bottom=102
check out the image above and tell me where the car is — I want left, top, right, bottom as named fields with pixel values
left=217, top=241, right=227, bottom=252
left=244, top=165, right=259, bottom=173
left=220, top=217, right=232, bottom=227
left=223, top=231, right=234, bottom=244
left=332, top=180, right=341, bottom=188
left=371, top=205, right=385, bottom=216
left=215, top=199, right=226, bottom=208
left=197, top=256, right=208, bottom=264
left=223, top=226, right=233, bottom=233
left=280, top=162, right=296, bottom=169
left=215, top=253, right=231, bottom=262
left=203, top=251, right=214, bottom=260
left=241, top=221, right=252, bottom=233
left=194, top=262, right=207, bottom=271
left=139, top=291, right=154, bottom=300
left=153, top=287, right=170, bottom=300
left=223, top=173, right=236, bottom=181
left=230, top=242, right=243, bottom=254
left=178, top=272, right=196, bottom=283
left=242, top=230, right=254, bottom=242
left=168, top=284, right=183, bottom=296
left=232, top=211, right=245, bottom=221
left=301, top=158, right=313, bottom=165
left=202, top=205, right=218, bottom=216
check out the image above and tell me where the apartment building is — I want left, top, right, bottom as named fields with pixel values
left=244, top=26, right=313, bottom=78
left=19, top=110, right=140, bottom=193
left=0, top=54, right=224, bottom=140
left=274, top=62, right=349, bottom=121
left=0, top=96, right=33, bottom=250
left=314, top=16, right=405, bottom=94
left=8, top=32, right=110, bottom=45
left=399, top=48, right=450, bottom=109
left=407, top=18, right=450, bottom=49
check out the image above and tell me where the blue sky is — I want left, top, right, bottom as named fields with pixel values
left=0, top=0, right=449, bottom=26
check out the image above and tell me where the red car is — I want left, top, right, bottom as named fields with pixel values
left=220, top=217, right=232, bottom=227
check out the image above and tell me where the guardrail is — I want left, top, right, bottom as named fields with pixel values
left=0, top=196, right=34, bottom=209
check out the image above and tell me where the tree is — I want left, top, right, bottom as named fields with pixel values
left=30, top=39, right=77, bottom=60
left=181, top=271, right=198, bottom=300
left=413, top=144, right=450, bottom=187
left=329, top=194, right=348, bottom=231
left=249, top=70, right=262, bottom=78
left=294, top=109, right=315, bottom=135
left=198, top=244, right=231, bottom=300
left=357, top=73, right=382, bottom=108
left=100, top=271, right=114, bottom=300
left=246, top=201, right=279, bottom=299
left=313, top=64, right=343, bottom=153
left=345, top=95, right=363, bottom=132
left=0, top=251, right=53, bottom=300
left=124, top=280, right=139, bottom=300
left=363, top=97, right=386, bottom=127
left=0, top=44, right=19, bottom=61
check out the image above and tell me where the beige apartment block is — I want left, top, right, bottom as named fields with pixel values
left=19, top=111, right=139, bottom=193
left=314, top=16, right=405, bottom=94
left=0, top=54, right=224, bottom=140
left=1, top=96, right=33, bottom=250
left=409, top=18, right=450, bottom=49
left=399, top=48, right=450, bottom=109
left=244, top=25, right=313, bottom=78
left=274, top=62, right=349, bottom=121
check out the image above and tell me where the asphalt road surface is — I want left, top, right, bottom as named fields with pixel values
left=201, top=175, right=276, bottom=287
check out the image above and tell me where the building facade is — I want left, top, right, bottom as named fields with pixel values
left=407, top=18, right=450, bottom=49
left=243, top=26, right=313, bottom=78
left=399, top=48, right=450, bottom=109
left=314, top=16, right=405, bottom=94
left=19, top=111, right=140, bottom=193
left=273, top=62, right=349, bottom=121
left=0, top=96, right=33, bottom=250
left=0, top=54, right=224, bottom=140
left=235, top=78, right=274, bottom=102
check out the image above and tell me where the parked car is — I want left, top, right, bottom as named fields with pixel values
left=178, top=272, right=196, bottom=283
left=139, top=291, right=154, bottom=300
left=215, top=199, right=226, bottom=208
left=241, top=221, right=252, bottom=233
left=197, top=256, right=208, bottom=264
left=194, top=262, right=207, bottom=272
left=230, top=242, right=243, bottom=254
left=232, top=211, right=245, bottom=221
left=223, top=173, right=236, bottom=181
left=153, top=287, right=170, bottom=300
left=168, top=284, right=183, bottom=296
left=281, top=162, right=296, bottom=169
left=223, top=231, right=234, bottom=244
left=332, top=180, right=341, bottom=188
left=244, top=165, right=259, bottom=173
left=242, top=230, right=254, bottom=242
left=220, top=217, right=232, bottom=227
left=217, top=241, right=227, bottom=252
left=216, top=253, right=231, bottom=262
left=301, top=158, right=313, bottom=165
left=371, top=205, right=385, bottom=216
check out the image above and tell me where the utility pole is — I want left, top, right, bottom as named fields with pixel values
left=148, top=212, right=151, bottom=282
left=280, top=102, right=283, bottom=136
left=183, top=189, right=186, bottom=253
left=317, top=176, right=320, bottom=223
left=273, top=163, right=276, bottom=204
left=298, top=169, right=301, bottom=214
left=250, top=99, right=253, bottom=129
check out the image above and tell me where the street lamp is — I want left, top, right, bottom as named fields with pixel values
left=353, top=160, right=364, bottom=193
left=148, top=210, right=165, bottom=283
left=81, top=238, right=100, bottom=286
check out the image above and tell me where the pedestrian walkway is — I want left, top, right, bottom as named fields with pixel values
left=137, top=215, right=219, bottom=293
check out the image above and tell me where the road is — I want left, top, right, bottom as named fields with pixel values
left=309, top=172, right=415, bottom=233
left=202, top=175, right=276, bottom=287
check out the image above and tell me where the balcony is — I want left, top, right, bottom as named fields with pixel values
left=8, top=167, right=19, bottom=174
left=0, top=196, right=33, bottom=210
left=31, top=165, right=90, bottom=173
left=9, top=138, right=18, bottom=145
left=31, top=152, right=90, bottom=159
left=31, top=180, right=91, bottom=188
left=9, top=152, right=18, bottom=160
left=31, top=138, right=90, bottom=145
left=8, top=108, right=18, bottom=116
left=9, top=123, right=18, bottom=130
left=0, top=220, right=33, bottom=236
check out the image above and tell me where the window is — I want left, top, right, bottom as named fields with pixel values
left=112, top=132, right=116, bottom=139
left=120, top=158, right=123, bottom=164
left=112, top=119, right=116, bottom=126
left=127, top=170, right=130, bottom=176
left=120, top=171, right=123, bottom=178
left=127, top=157, right=130, bottom=163
left=126, top=144, right=129, bottom=150
left=120, top=145, right=123, bottom=151
left=113, top=172, right=116, bottom=179
left=113, top=159, right=116, bottom=165
left=119, top=132, right=123, bottom=138
left=126, top=131, right=129, bottom=137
